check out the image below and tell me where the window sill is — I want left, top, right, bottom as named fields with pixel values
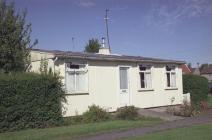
left=165, top=87, right=178, bottom=90
left=138, top=89, right=154, bottom=92
left=65, top=92, right=89, bottom=95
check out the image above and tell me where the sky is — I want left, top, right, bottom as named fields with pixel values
left=12, top=0, right=212, bottom=67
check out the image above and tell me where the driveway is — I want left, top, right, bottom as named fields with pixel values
left=75, top=109, right=212, bottom=140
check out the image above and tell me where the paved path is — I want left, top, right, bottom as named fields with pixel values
left=137, top=108, right=183, bottom=121
left=75, top=109, right=212, bottom=140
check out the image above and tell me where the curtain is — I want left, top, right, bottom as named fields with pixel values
left=76, top=72, right=87, bottom=91
left=145, top=72, right=151, bottom=88
left=66, top=72, right=75, bottom=92
left=171, top=72, right=176, bottom=87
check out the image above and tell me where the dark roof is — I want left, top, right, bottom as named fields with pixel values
left=32, top=48, right=185, bottom=64
left=201, top=67, right=212, bottom=74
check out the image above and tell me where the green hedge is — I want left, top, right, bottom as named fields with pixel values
left=183, top=74, right=209, bottom=106
left=0, top=73, right=65, bottom=132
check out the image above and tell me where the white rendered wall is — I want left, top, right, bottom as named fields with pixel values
left=30, top=51, right=185, bottom=117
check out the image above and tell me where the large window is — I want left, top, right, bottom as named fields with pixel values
left=166, top=66, right=176, bottom=88
left=139, top=65, right=152, bottom=89
left=65, top=62, right=88, bottom=93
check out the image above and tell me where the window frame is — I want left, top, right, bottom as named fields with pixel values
left=65, top=62, right=88, bottom=94
left=138, top=65, right=153, bottom=90
left=165, top=65, right=177, bottom=89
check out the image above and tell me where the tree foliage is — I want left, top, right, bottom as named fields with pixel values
left=0, top=73, right=66, bottom=132
left=183, top=74, right=209, bottom=106
left=84, top=38, right=101, bottom=53
left=0, top=0, right=37, bottom=73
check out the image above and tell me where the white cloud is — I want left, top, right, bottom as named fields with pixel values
left=144, top=0, right=212, bottom=30
left=77, top=0, right=96, bottom=8
left=111, top=6, right=128, bottom=11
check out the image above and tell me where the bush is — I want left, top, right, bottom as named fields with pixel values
left=63, top=116, right=83, bottom=125
left=183, top=74, right=209, bottom=106
left=173, top=101, right=199, bottom=117
left=0, top=73, right=65, bottom=132
left=116, top=106, right=138, bottom=120
left=82, top=105, right=110, bottom=123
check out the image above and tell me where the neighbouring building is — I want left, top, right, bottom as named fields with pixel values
left=30, top=44, right=189, bottom=116
left=179, top=64, right=192, bottom=74
left=201, top=66, right=212, bottom=82
left=192, top=67, right=201, bottom=75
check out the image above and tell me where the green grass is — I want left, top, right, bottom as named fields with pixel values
left=0, top=118, right=161, bottom=140
left=124, top=123, right=212, bottom=140
left=207, top=96, right=212, bottom=108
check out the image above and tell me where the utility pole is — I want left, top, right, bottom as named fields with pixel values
left=72, top=37, right=75, bottom=50
left=104, top=9, right=111, bottom=51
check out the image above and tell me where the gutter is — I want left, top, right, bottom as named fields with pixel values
left=56, top=55, right=186, bottom=65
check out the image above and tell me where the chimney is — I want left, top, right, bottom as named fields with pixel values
left=98, top=37, right=110, bottom=55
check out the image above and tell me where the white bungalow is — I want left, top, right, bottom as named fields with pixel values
left=30, top=43, right=189, bottom=117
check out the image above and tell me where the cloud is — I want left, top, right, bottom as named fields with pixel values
left=77, top=0, right=96, bottom=8
left=111, top=6, right=128, bottom=11
left=144, top=0, right=212, bottom=30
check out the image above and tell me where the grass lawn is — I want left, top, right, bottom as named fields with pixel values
left=124, top=123, right=212, bottom=140
left=207, top=96, right=212, bottom=108
left=0, top=118, right=161, bottom=140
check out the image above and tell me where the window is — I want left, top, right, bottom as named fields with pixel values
left=65, top=62, right=88, bottom=93
left=166, top=66, right=176, bottom=88
left=139, top=65, right=152, bottom=89
left=119, top=67, right=128, bottom=89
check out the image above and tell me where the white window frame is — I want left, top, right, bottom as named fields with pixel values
left=65, top=62, right=88, bottom=94
left=166, top=66, right=177, bottom=88
left=139, top=65, right=152, bottom=90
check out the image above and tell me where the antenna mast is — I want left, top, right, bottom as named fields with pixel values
left=72, top=37, right=75, bottom=50
left=104, top=9, right=111, bottom=51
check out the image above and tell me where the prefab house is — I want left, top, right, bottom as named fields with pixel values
left=30, top=47, right=187, bottom=117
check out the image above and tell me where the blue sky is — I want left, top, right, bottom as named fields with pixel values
left=13, top=0, right=212, bottom=66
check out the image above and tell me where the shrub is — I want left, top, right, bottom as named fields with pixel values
left=166, top=106, right=176, bottom=115
left=0, top=73, right=65, bottom=132
left=200, top=101, right=208, bottom=111
left=173, top=101, right=199, bottom=117
left=82, top=105, right=110, bottom=123
left=183, top=74, right=209, bottom=106
left=116, top=106, right=138, bottom=120
left=63, top=116, right=83, bottom=125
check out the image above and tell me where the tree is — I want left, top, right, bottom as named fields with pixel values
left=84, top=38, right=101, bottom=53
left=0, top=0, right=38, bottom=73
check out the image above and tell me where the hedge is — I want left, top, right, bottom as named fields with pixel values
left=0, top=73, right=66, bottom=132
left=183, top=74, right=209, bottom=106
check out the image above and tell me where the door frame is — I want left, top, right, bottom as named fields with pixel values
left=117, top=65, right=131, bottom=107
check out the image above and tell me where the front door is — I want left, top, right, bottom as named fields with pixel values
left=119, top=67, right=130, bottom=106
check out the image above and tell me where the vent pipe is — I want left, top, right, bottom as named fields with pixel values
left=98, top=37, right=110, bottom=55
left=101, top=37, right=106, bottom=48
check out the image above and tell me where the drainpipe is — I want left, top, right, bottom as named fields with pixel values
left=53, top=57, right=58, bottom=75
